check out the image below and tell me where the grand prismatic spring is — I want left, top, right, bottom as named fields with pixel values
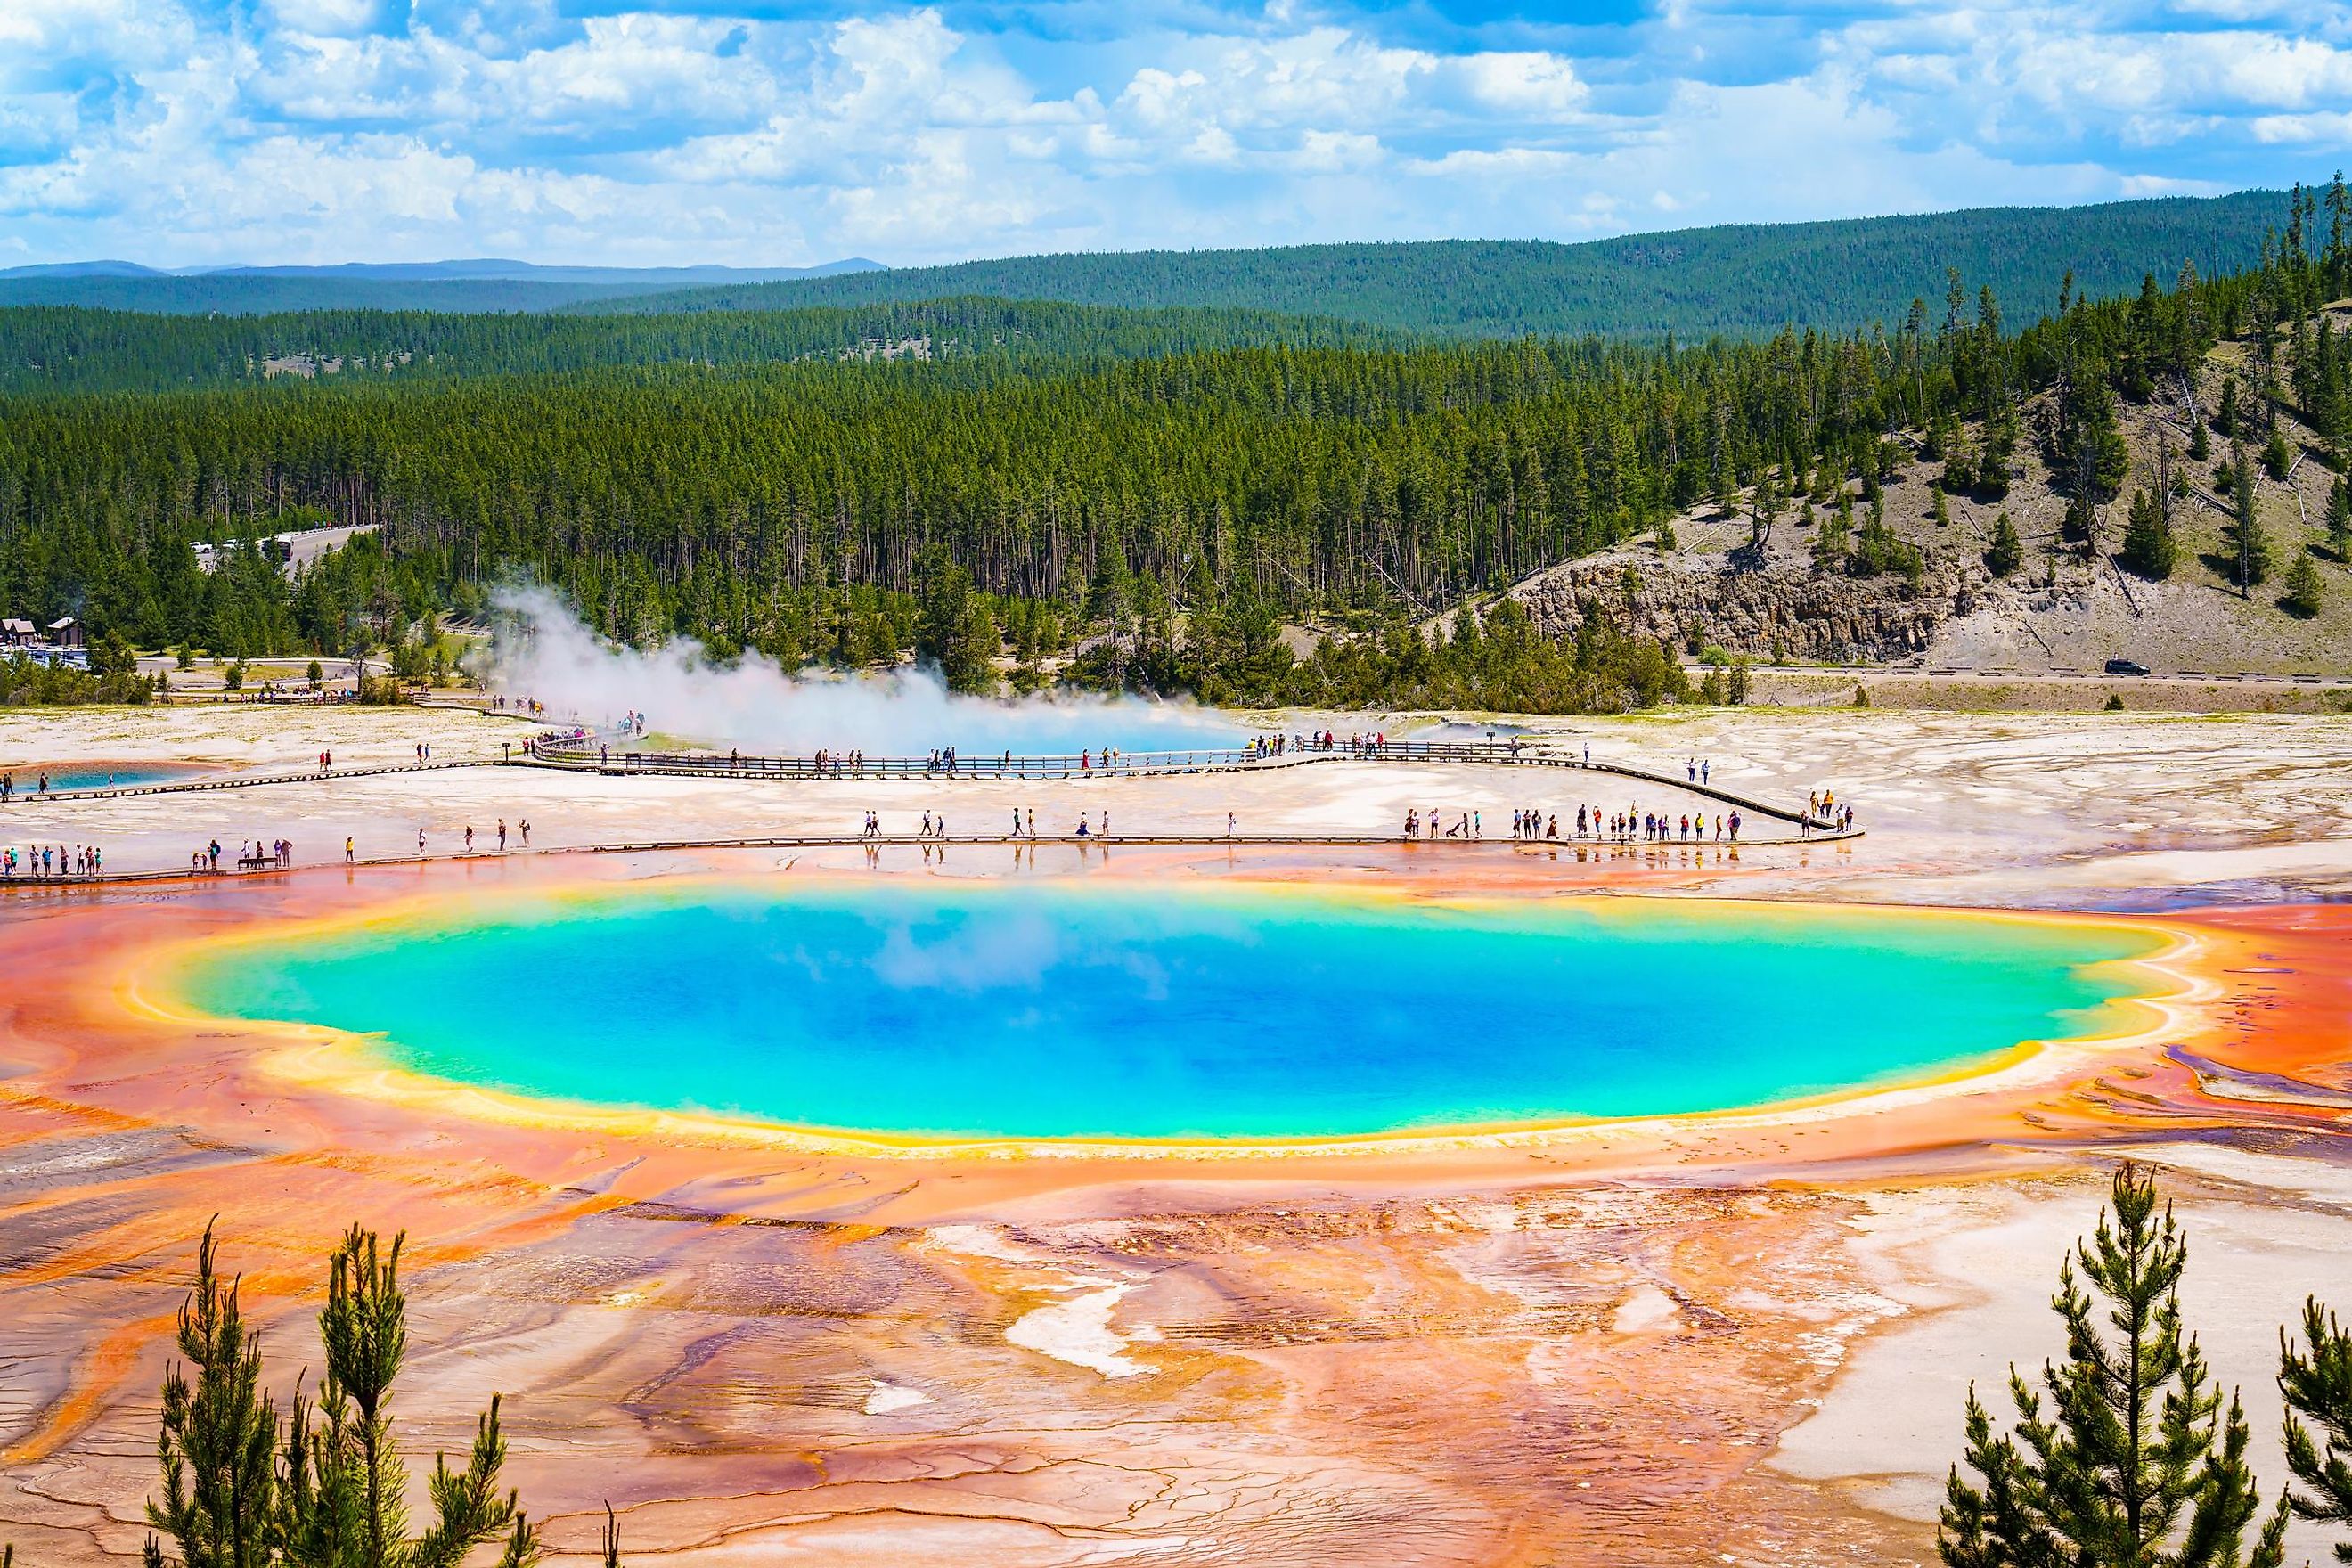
left=170, top=884, right=2164, bottom=1141
left=4, top=700, right=2351, bottom=1568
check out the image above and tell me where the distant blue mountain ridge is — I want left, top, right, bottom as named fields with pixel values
left=0, top=257, right=883, bottom=282
left=0, top=257, right=884, bottom=313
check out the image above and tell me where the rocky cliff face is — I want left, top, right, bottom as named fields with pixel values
left=1509, top=552, right=1980, bottom=663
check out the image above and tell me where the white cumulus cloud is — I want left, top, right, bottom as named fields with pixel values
left=0, top=0, right=2333, bottom=267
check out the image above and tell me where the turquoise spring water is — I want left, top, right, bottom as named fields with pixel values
left=178, top=883, right=2160, bottom=1140
left=3, top=762, right=191, bottom=793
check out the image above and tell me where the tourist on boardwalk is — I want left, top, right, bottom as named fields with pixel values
left=519, top=819, right=531, bottom=846
left=345, top=836, right=355, bottom=863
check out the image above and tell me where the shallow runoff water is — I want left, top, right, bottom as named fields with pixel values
left=3, top=761, right=195, bottom=793
left=179, top=883, right=2160, bottom=1141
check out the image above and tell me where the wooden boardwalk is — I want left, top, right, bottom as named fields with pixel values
left=1, top=757, right=479, bottom=805
left=527, top=740, right=1839, bottom=829
left=4, top=739, right=1862, bottom=892
left=0, top=821, right=1860, bottom=892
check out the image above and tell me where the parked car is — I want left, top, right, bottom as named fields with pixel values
left=2104, top=658, right=2151, bottom=676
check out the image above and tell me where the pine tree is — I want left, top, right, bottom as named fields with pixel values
left=2264, top=429, right=2295, bottom=481
left=948, top=600, right=1003, bottom=695
left=279, top=1227, right=539, bottom=1568
left=1938, top=1164, right=2288, bottom=1568
left=912, top=545, right=970, bottom=668
left=1985, top=511, right=2023, bottom=577
left=2280, top=1297, right=2352, bottom=1560
left=2119, top=488, right=2177, bottom=579
left=146, top=1223, right=280, bottom=1568
left=2281, top=551, right=2324, bottom=618
left=1749, top=465, right=1784, bottom=551
left=2327, top=477, right=2350, bottom=562
left=1815, top=491, right=1852, bottom=571
left=2225, top=444, right=2272, bottom=593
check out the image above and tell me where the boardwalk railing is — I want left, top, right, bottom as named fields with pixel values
left=0, top=756, right=482, bottom=805
left=529, top=737, right=1553, bottom=780
left=0, top=822, right=1860, bottom=888
left=5, top=735, right=1843, bottom=834
left=527, top=739, right=1837, bottom=829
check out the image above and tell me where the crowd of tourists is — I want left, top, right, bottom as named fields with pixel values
left=1292, top=731, right=1388, bottom=753
left=1804, top=790, right=1858, bottom=832
left=1402, top=805, right=1748, bottom=843
left=4, top=843, right=103, bottom=877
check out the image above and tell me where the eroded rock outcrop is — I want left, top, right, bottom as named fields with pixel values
left=1509, top=552, right=1982, bottom=663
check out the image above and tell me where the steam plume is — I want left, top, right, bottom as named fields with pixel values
left=484, top=584, right=1245, bottom=755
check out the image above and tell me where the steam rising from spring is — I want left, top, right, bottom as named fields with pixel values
left=484, top=585, right=1248, bottom=756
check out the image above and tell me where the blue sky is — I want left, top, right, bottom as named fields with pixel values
left=1, top=0, right=2345, bottom=267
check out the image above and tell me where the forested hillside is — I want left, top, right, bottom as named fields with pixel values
left=2, top=185, right=2344, bottom=711
left=3, top=190, right=2285, bottom=339
left=0, top=298, right=1409, bottom=393
left=583, top=192, right=2285, bottom=339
